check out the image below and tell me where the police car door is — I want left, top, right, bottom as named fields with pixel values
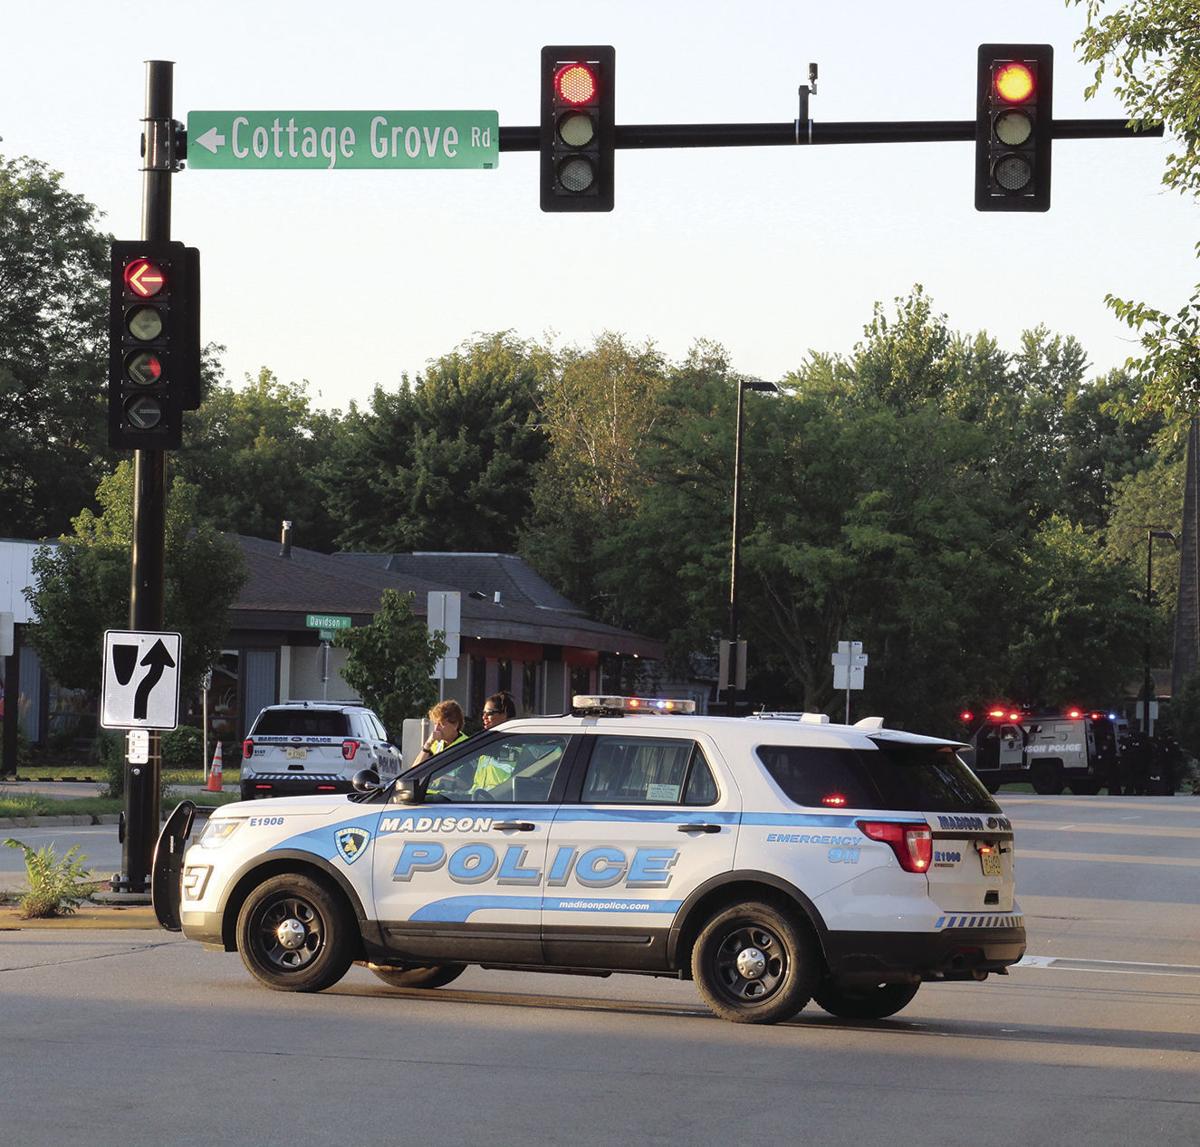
left=543, top=730, right=740, bottom=971
left=370, top=731, right=574, bottom=965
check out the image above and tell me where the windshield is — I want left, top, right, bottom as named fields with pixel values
left=756, top=740, right=1000, bottom=813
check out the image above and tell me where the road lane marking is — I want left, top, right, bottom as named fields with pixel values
left=1019, top=954, right=1200, bottom=978
left=1018, top=848, right=1200, bottom=867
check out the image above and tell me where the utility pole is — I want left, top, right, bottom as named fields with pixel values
left=115, top=60, right=176, bottom=896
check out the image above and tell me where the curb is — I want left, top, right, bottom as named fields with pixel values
left=0, top=814, right=122, bottom=829
left=0, top=904, right=159, bottom=930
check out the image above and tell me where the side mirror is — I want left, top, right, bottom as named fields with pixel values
left=352, top=768, right=381, bottom=793
left=393, top=779, right=420, bottom=804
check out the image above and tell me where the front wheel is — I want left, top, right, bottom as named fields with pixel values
left=813, top=979, right=920, bottom=1020
left=367, top=963, right=466, bottom=989
left=236, top=873, right=353, bottom=992
left=692, top=901, right=817, bottom=1024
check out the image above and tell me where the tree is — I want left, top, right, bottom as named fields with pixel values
left=178, top=365, right=343, bottom=551
left=1071, top=0, right=1200, bottom=414
left=1001, top=515, right=1149, bottom=705
left=320, top=332, right=550, bottom=553
left=334, top=589, right=446, bottom=735
left=521, top=331, right=670, bottom=614
left=0, top=154, right=112, bottom=537
left=25, top=462, right=245, bottom=695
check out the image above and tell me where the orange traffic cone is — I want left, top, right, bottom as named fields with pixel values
left=206, top=742, right=224, bottom=792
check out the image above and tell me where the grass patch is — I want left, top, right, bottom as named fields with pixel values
left=0, top=791, right=240, bottom=819
left=5, top=763, right=242, bottom=783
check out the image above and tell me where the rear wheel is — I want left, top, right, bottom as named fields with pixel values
left=1068, top=779, right=1100, bottom=796
left=367, top=963, right=466, bottom=990
left=236, top=873, right=353, bottom=992
left=692, top=901, right=817, bottom=1025
left=813, top=979, right=920, bottom=1020
left=1031, top=761, right=1064, bottom=795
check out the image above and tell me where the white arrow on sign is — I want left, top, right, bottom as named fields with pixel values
left=195, top=127, right=226, bottom=154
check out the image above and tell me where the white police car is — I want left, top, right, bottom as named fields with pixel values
left=239, top=701, right=402, bottom=801
left=153, top=696, right=1024, bottom=1025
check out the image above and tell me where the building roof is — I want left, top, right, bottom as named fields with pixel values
left=234, top=537, right=663, bottom=659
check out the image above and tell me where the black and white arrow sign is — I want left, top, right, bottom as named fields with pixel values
left=101, top=629, right=182, bottom=730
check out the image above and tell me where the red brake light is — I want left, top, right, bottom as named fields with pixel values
left=987, top=708, right=1006, bottom=721
left=341, top=739, right=359, bottom=761
left=1065, top=708, right=1082, bottom=720
left=822, top=793, right=848, bottom=807
left=1007, top=712, right=1021, bottom=722
left=959, top=710, right=974, bottom=724
left=858, top=821, right=932, bottom=874
left=242, top=738, right=254, bottom=759
left=554, top=62, right=598, bottom=105
left=994, top=61, right=1035, bottom=103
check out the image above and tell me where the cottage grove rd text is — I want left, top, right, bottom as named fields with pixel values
left=186, top=111, right=500, bottom=170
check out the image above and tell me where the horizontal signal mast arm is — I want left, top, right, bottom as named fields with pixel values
left=500, top=119, right=1162, bottom=151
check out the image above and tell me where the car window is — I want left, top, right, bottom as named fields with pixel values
left=581, top=736, right=718, bottom=805
left=425, top=734, right=569, bottom=804
left=252, top=709, right=350, bottom=737
left=756, top=742, right=999, bottom=813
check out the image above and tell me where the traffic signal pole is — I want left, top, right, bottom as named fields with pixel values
left=503, top=116, right=1157, bottom=152
left=116, top=60, right=175, bottom=896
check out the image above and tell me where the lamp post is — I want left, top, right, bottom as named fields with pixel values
left=728, top=378, right=779, bottom=716
left=1143, top=527, right=1179, bottom=735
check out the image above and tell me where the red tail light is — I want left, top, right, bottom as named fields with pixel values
left=242, top=739, right=254, bottom=759
left=857, top=821, right=933, bottom=873
left=341, top=740, right=359, bottom=761
left=317, top=784, right=337, bottom=791
left=822, top=793, right=848, bottom=807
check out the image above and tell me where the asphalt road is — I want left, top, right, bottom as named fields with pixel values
left=1, top=792, right=1198, bottom=1144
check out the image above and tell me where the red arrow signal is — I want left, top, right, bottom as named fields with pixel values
left=124, top=258, right=166, bottom=298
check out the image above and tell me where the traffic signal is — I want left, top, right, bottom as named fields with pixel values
left=540, top=45, right=615, bottom=212
left=108, top=240, right=201, bottom=449
left=975, top=44, right=1053, bottom=212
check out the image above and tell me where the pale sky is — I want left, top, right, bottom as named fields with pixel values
left=3, top=1, right=1192, bottom=411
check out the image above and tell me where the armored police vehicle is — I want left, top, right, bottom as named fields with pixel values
left=153, top=696, right=1024, bottom=1025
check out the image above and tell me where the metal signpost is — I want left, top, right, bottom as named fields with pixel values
left=427, top=591, right=461, bottom=699
left=831, top=640, right=868, bottom=724
left=305, top=614, right=351, bottom=700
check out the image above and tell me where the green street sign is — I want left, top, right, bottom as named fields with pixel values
left=187, top=111, right=499, bottom=170
left=306, top=613, right=351, bottom=630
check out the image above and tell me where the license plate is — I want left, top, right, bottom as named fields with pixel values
left=286, top=747, right=307, bottom=760
left=979, top=846, right=1002, bottom=876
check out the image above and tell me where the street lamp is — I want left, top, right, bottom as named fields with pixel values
left=728, top=377, right=780, bottom=716
left=1143, top=527, right=1179, bottom=735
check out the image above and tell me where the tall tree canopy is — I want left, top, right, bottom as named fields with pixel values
left=26, top=462, right=245, bottom=695
left=178, top=366, right=343, bottom=551
left=319, top=332, right=550, bottom=553
left=1071, top=0, right=1200, bottom=413
left=0, top=154, right=111, bottom=537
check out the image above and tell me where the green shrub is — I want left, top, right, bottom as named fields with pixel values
left=161, top=726, right=204, bottom=767
left=3, top=838, right=95, bottom=918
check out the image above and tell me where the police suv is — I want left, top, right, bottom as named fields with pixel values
left=153, top=696, right=1024, bottom=1025
left=239, top=701, right=402, bottom=801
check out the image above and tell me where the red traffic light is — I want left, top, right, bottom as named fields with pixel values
left=555, top=62, right=598, bottom=105
left=993, top=61, right=1035, bottom=103
left=124, top=258, right=166, bottom=298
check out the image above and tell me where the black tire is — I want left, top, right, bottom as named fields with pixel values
left=1031, top=761, right=1064, bottom=795
left=691, top=901, right=817, bottom=1024
left=236, top=873, right=354, bottom=992
left=367, top=963, right=466, bottom=990
left=239, top=784, right=255, bottom=802
left=813, top=979, right=920, bottom=1020
left=982, top=778, right=1001, bottom=794
left=1068, top=779, right=1101, bottom=796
